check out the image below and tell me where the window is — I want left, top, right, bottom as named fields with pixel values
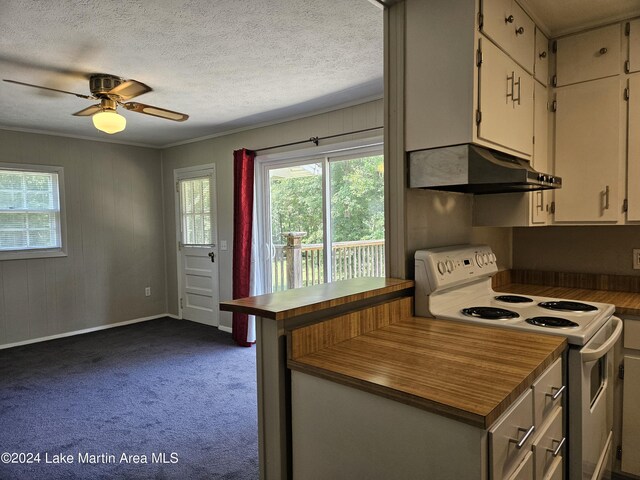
left=0, top=163, right=66, bottom=260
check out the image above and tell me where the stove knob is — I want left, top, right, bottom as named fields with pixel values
left=490, top=253, right=496, bottom=263
left=476, top=253, right=484, bottom=267
left=538, top=173, right=547, bottom=183
left=437, top=261, right=446, bottom=274
left=483, top=253, right=489, bottom=264
left=445, top=260, right=454, bottom=273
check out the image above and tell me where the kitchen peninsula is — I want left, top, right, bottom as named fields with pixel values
left=220, top=278, right=566, bottom=480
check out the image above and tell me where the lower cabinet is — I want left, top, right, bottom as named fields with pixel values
left=619, top=316, right=640, bottom=476
left=291, top=359, right=564, bottom=480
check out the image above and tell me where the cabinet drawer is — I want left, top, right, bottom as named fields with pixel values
left=555, top=24, right=621, bottom=86
left=624, top=318, right=640, bottom=349
left=532, top=357, right=563, bottom=427
left=532, top=406, right=564, bottom=480
left=507, top=450, right=534, bottom=480
left=490, top=389, right=535, bottom=480
left=542, top=456, right=563, bottom=480
left=481, top=0, right=535, bottom=73
left=534, top=28, right=549, bottom=85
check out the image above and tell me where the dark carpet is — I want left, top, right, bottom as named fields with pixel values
left=0, top=318, right=258, bottom=480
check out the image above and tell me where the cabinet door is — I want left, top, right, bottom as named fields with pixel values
left=534, top=28, right=549, bottom=85
left=628, top=19, right=640, bottom=74
left=555, top=24, right=621, bottom=87
left=507, top=451, right=534, bottom=480
left=482, top=0, right=535, bottom=73
left=628, top=75, right=640, bottom=221
left=532, top=407, right=563, bottom=480
left=621, top=355, right=640, bottom=476
left=531, top=81, right=549, bottom=224
left=554, top=77, right=622, bottom=222
left=478, top=38, right=534, bottom=157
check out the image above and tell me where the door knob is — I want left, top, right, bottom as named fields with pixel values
left=208, top=251, right=216, bottom=262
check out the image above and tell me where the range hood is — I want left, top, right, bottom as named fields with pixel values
left=408, top=144, right=561, bottom=194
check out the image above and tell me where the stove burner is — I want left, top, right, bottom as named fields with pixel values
left=494, top=295, right=534, bottom=303
left=526, top=316, right=580, bottom=328
left=538, top=301, right=598, bottom=312
left=461, top=307, right=519, bottom=320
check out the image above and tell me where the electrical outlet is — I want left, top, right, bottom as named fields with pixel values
left=145, top=287, right=151, bottom=297
left=220, top=240, right=228, bottom=251
left=634, top=249, right=640, bottom=270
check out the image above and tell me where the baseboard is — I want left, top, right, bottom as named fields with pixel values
left=0, top=314, right=171, bottom=350
left=166, top=313, right=181, bottom=320
left=218, top=325, right=232, bottom=333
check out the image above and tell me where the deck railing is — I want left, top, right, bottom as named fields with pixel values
left=272, top=239, right=385, bottom=292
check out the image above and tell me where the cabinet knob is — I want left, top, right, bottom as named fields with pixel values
left=516, top=26, right=525, bottom=35
left=599, top=47, right=608, bottom=55
left=539, top=51, right=547, bottom=59
left=505, top=15, right=514, bottom=23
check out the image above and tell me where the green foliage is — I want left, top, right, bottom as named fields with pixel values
left=269, top=155, right=384, bottom=245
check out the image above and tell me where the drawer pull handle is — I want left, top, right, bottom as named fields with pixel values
left=599, top=47, right=608, bottom=55
left=539, top=51, right=547, bottom=59
left=545, top=385, right=565, bottom=400
left=505, top=15, right=515, bottom=23
left=516, top=26, right=525, bottom=35
left=510, top=425, right=535, bottom=449
left=547, top=437, right=566, bottom=457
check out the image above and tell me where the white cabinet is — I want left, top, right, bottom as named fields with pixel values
left=532, top=407, right=564, bottom=480
left=627, top=74, right=640, bottom=221
left=478, top=38, right=534, bottom=157
left=620, top=317, right=640, bottom=476
left=404, top=0, right=535, bottom=159
left=481, top=0, right=535, bottom=73
left=534, top=28, right=549, bottom=85
left=555, top=24, right=621, bottom=86
left=472, top=79, right=547, bottom=227
left=553, top=76, right=623, bottom=223
left=507, top=451, right=534, bottom=480
left=627, top=19, right=640, bottom=73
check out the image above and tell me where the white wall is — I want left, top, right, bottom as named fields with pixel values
left=161, top=99, right=384, bottom=329
left=0, top=130, right=166, bottom=346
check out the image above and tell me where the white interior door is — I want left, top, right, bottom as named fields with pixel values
left=176, top=167, right=219, bottom=326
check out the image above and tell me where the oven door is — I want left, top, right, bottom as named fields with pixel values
left=569, top=316, right=623, bottom=480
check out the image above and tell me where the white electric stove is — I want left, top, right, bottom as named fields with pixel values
left=414, top=244, right=623, bottom=480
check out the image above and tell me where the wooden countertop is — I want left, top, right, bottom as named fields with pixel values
left=219, top=277, right=414, bottom=320
left=288, top=315, right=566, bottom=429
left=501, top=283, right=640, bottom=316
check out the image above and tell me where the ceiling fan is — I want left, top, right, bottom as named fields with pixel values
left=3, top=73, right=189, bottom=134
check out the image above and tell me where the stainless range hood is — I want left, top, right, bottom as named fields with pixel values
left=408, top=144, right=561, bottom=194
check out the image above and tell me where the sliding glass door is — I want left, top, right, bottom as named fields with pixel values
left=257, top=146, right=384, bottom=293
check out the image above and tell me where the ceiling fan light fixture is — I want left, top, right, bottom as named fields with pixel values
left=92, top=109, right=126, bottom=134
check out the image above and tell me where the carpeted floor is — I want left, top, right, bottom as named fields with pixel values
left=0, top=318, right=258, bottom=480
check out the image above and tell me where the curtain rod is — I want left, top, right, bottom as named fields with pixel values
left=253, top=126, right=383, bottom=153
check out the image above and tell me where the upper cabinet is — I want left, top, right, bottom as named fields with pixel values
left=534, top=28, right=549, bottom=84
left=477, top=38, right=534, bottom=157
left=481, top=0, right=535, bottom=73
left=628, top=74, right=640, bottom=222
left=404, top=0, right=535, bottom=159
left=554, top=24, right=621, bottom=87
left=553, top=76, right=623, bottom=223
left=628, top=19, right=640, bottom=73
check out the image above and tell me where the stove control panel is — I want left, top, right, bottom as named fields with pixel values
left=415, top=244, right=498, bottom=295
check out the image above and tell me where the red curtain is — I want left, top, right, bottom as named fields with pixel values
left=232, top=148, right=256, bottom=347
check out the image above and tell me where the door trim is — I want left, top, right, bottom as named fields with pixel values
left=173, top=164, right=219, bottom=325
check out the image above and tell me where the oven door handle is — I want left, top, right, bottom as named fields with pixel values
left=581, top=317, right=623, bottom=363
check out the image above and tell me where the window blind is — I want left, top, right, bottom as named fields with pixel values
left=0, top=169, right=62, bottom=251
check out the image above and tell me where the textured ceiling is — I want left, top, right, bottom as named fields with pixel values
left=0, top=0, right=383, bottom=147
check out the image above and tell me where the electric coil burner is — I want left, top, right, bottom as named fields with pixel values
left=525, top=316, right=580, bottom=328
left=494, top=295, right=534, bottom=303
left=538, top=301, right=598, bottom=312
left=461, top=307, right=519, bottom=319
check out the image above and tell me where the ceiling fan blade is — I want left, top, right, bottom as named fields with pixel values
left=123, top=102, right=189, bottom=122
left=108, top=79, right=151, bottom=100
left=72, top=104, right=102, bottom=116
left=3, top=79, right=93, bottom=99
